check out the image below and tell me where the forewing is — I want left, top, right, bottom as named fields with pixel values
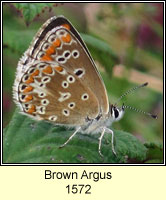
left=20, top=16, right=109, bottom=115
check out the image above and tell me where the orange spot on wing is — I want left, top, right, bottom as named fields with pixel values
left=23, top=86, right=33, bottom=93
left=27, top=105, right=36, bottom=114
left=62, top=34, right=71, bottom=43
left=25, top=76, right=34, bottom=84
left=41, top=54, right=53, bottom=61
left=53, top=39, right=61, bottom=48
left=42, top=66, right=53, bottom=74
left=55, top=66, right=63, bottom=72
left=25, top=95, right=33, bottom=102
left=62, top=24, right=70, bottom=30
left=31, top=69, right=39, bottom=77
left=46, top=45, right=55, bottom=55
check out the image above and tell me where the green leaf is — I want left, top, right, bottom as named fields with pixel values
left=13, top=3, right=55, bottom=24
left=3, top=110, right=147, bottom=163
left=144, top=142, right=163, bottom=163
left=3, top=27, right=35, bottom=53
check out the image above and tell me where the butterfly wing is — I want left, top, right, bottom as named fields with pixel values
left=13, top=60, right=100, bottom=125
left=13, top=16, right=109, bottom=125
left=55, top=16, right=109, bottom=115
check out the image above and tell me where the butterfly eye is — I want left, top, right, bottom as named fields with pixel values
left=114, top=109, right=119, bottom=118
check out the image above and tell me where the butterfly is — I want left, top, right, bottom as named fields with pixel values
left=13, top=16, right=156, bottom=157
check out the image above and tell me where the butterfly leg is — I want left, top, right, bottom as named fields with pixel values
left=105, top=127, right=116, bottom=155
left=59, top=127, right=81, bottom=148
left=98, top=127, right=106, bottom=157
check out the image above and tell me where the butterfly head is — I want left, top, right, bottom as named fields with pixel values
left=110, top=103, right=125, bottom=122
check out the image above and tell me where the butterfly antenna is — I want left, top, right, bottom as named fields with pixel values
left=122, top=103, right=157, bottom=119
left=116, top=82, right=148, bottom=103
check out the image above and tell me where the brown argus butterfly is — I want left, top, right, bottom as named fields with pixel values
left=13, top=16, right=156, bottom=157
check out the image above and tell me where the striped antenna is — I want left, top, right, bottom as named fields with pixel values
left=116, top=82, right=148, bottom=103
left=122, top=103, right=157, bottom=119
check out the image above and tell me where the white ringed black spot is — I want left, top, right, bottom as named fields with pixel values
left=62, top=109, right=70, bottom=116
left=56, top=30, right=66, bottom=36
left=37, top=106, right=46, bottom=114
left=24, top=107, right=29, bottom=112
left=23, top=103, right=29, bottom=110
left=37, top=51, right=45, bottom=59
left=19, top=94, right=26, bottom=101
left=41, top=76, right=51, bottom=83
left=42, top=43, right=50, bottom=51
left=19, top=84, right=27, bottom=92
left=63, top=50, right=71, bottom=59
left=68, top=102, right=75, bottom=109
left=48, top=34, right=56, bottom=43
left=72, top=50, right=79, bottom=59
left=81, top=93, right=89, bottom=101
left=39, top=83, right=46, bottom=88
left=56, top=56, right=66, bottom=64
left=22, top=74, right=29, bottom=82
left=74, top=68, right=85, bottom=78
left=38, top=92, right=46, bottom=98
left=41, top=99, right=49, bottom=106
left=37, top=63, right=47, bottom=69
left=28, top=67, right=36, bottom=74
left=67, top=75, right=75, bottom=83
left=48, top=115, right=57, bottom=122
left=62, top=81, right=69, bottom=89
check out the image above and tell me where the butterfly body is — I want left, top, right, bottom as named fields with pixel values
left=13, top=16, right=125, bottom=156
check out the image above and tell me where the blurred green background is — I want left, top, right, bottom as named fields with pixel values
left=3, top=3, right=163, bottom=163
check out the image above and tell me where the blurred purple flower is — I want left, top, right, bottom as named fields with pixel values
left=3, top=93, right=12, bottom=112
left=137, top=3, right=163, bottom=49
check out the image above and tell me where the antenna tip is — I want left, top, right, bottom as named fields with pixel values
left=151, top=114, right=158, bottom=119
left=143, top=82, right=148, bottom=86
